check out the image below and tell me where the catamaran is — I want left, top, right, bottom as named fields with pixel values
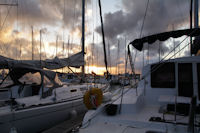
left=77, top=0, right=200, bottom=132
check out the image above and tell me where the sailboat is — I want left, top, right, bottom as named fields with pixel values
left=76, top=1, right=200, bottom=133
left=0, top=0, right=110, bottom=133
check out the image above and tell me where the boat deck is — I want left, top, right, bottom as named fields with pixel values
left=79, top=105, right=190, bottom=133
left=41, top=114, right=85, bottom=133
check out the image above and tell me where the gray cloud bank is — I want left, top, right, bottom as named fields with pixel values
left=95, top=0, right=191, bottom=73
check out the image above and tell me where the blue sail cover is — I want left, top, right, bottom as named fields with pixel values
left=130, top=28, right=200, bottom=51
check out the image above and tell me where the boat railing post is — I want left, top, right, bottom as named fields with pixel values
left=40, top=72, right=44, bottom=99
left=144, top=78, right=146, bottom=96
left=188, top=96, right=196, bottom=133
left=119, top=85, right=125, bottom=114
left=174, top=95, right=177, bottom=125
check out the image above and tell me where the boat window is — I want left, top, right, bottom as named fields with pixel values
left=43, top=75, right=53, bottom=87
left=178, top=63, right=193, bottom=97
left=0, top=76, right=14, bottom=88
left=151, top=62, right=175, bottom=88
left=54, top=74, right=63, bottom=86
left=19, top=72, right=41, bottom=85
left=67, top=75, right=73, bottom=79
left=197, top=63, right=200, bottom=100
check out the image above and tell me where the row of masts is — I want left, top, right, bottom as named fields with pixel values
left=30, top=0, right=85, bottom=75
left=1, top=0, right=199, bottom=75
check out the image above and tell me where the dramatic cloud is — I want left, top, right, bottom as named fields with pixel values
left=98, top=0, right=189, bottom=40
left=0, top=0, right=193, bottom=74
left=0, top=0, right=90, bottom=59
left=95, top=0, right=191, bottom=73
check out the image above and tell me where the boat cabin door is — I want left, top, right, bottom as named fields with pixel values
left=178, top=63, right=193, bottom=97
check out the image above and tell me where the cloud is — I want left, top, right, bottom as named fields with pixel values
left=0, top=0, right=91, bottom=30
left=96, top=0, right=190, bottom=46
left=0, top=0, right=192, bottom=74
left=94, top=0, right=190, bottom=73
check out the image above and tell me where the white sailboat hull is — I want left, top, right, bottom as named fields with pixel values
left=0, top=98, right=86, bottom=133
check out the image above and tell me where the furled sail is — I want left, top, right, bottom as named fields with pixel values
left=0, top=52, right=84, bottom=69
left=130, top=28, right=200, bottom=51
left=44, top=51, right=84, bottom=69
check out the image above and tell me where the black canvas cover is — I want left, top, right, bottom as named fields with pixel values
left=130, top=28, right=200, bottom=51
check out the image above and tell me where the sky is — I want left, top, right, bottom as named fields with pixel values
left=0, top=0, right=195, bottom=75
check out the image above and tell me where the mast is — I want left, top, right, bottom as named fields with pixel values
left=194, top=0, right=198, bottom=29
left=82, top=0, right=85, bottom=75
left=56, top=35, right=58, bottom=57
left=31, top=26, right=34, bottom=60
left=67, top=36, right=70, bottom=57
left=190, top=0, right=193, bottom=56
left=193, top=0, right=200, bottom=55
left=107, top=40, right=111, bottom=72
left=98, top=0, right=109, bottom=76
left=40, top=29, right=42, bottom=65
left=117, top=40, right=120, bottom=74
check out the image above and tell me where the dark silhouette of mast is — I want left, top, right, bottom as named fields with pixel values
left=31, top=26, right=34, bottom=60
left=82, top=0, right=85, bottom=76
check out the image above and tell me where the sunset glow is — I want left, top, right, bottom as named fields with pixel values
left=0, top=0, right=192, bottom=75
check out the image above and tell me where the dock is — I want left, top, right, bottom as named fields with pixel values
left=42, top=114, right=85, bottom=133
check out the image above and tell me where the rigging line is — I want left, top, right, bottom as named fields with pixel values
left=62, top=0, right=65, bottom=56
left=144, top=40, right=191, bottom=80
left=158, top=41, right=160, bottom=61
left=42, top=34, right=47, bottom=59
left=168, top=42, right=190, bottom=62
left=142, top=39, right=192, bottom=80
left=122, top=42, right=192, bottom=114
left=92, top=0, right=94, bottom=33
left=92, top=32, right=94, bottom=67
left=134, top=0, right=150, bottom=67
left=95, top=0, right=99, bottom=68
left=107, top=40, right=111, bottom=72
left=147, top=28, right=198, bottom=77
left=0, top=0, right=16, bottom=31
left=72, top=0, right=76, bottom=46
left=17, top=0, right=19, bottom=59
left=176, top=0, right=187, bottom=23
left=158, top=35, right=189, bottom=64
left=98, top=0, right=109, bottom=75
left=125, top=37, right=128, bottom=74
left=73, top=0, right=76, bottom=48
left=16, top=0, right=18, bottom=29
left=67, top=35, right=70, bottom=57
left=116, top=40, right=120, bottom=75
left=129, top=28, right=198, bottom=82
left=128, top=46, right=136, bottom=78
